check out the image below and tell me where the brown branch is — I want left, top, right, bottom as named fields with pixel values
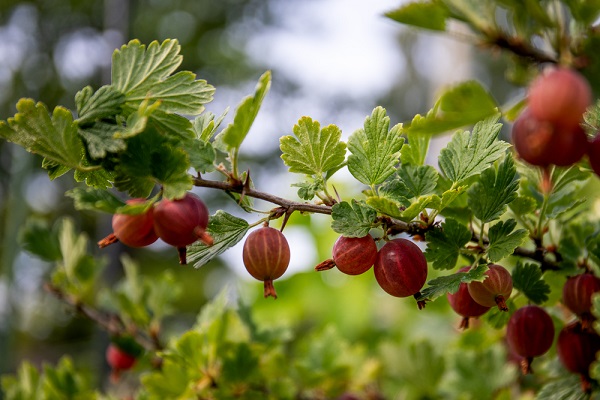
left=193, top=176, right=333, bottom=215
left=43, top=283, right=162, bottom=352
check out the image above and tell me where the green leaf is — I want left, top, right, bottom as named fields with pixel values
left=512, top=262, right=551, bottom=304
left=73, top=167, right=113, bottom=190
left=78, top=122, right=127, bottom=159
left=406, top=81, right=499, bottom=136
left=0, top=99, right=86, bottom=171
left=18, top=218, right=62, bottom=262
left=187, top=211, right=250, bottom=268
left=292, top=180, right=324, bottom=201
left=217, top=71, right=271, bottom=150
left=398, top=194, right=440, bottom=222
left=467, top=156, right=518, bottom=223
left=385, top=1, right=449, bottom=31
left=1, top=361, right=41, bottom=400
left=280, top=116, right=346, bottom=177
left=188, top=140, right=216, bottom=173
left=487, top=219, right=528, bottom=263
left=114, top=127, right=193, bottom=199
left=112, top=39, right=182, bottom=96
left=438, top=113, right=509, bottom=184
left=437, top=185, right=468, bottom=213
left=564, top=0, right=600, bottom=26
left=347, top=106, right=404, bottom=186
left=485, top=298, right=517, bottom=329
left=365, top=196, right=405, bottom=219
left=546, top=166, right=590, bottom=219
left=400, top=131, right=431, bottom=166
left=425, top=218, right=472, bottom=270
left=398, top=165, right=439, bottom=198
left=536, top=375, right=589, bottom=400
left=508, top=195, right=537, bottom=216
left=331, top=200, right=377, bottom=237
left=75, top=85, right=124, bottom=125
left=193, top=109, right=228, bottom=142
left=417, top=263, right=487, bottom=301
left=41, top=357, right=98, bottom=400
left=65, top=187, right=126, bottom=214
left=127, top=71, right=214, bottom=115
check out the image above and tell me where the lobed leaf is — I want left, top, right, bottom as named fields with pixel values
left=347, top=107, right=404, bottom=186
left=187, top=211, right=250, bottom=268
left=400, top=131, right=431, bottom=166
left=425, top=218, right=472, bottom=270
left=0, top=99, right=85, bottom=172
left=280, top=116, right=346, bottom=177
left=467, top=156, right=518, bottom=223
left=365, top=196, right=405, bottom=219
left=511, top=262, right=550, bottom=304
left=487, top=219, right=528, bottom=263
left=75, top=85, right=125, bottom=125
left=66, top=187, right=125, bottom=214
left=385, top=1, right=450, bottom=31
left=438, top=113, right=509, bottom=184
left=331, top=200, right=377, bottom=237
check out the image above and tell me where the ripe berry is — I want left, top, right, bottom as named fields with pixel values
left=528, top=67, right=592, bottom=128
left=557, top=322, right=600, bottom=393
left=506, top=305, right=555, bottom=374
left=447, top=267, right=491, bottom=329
left=106, top=343, right=137, bottom=382
left=98, top=199, right=158, bottom=248
left=589, top=134, right=600, bottom=177
left=373, top=238, right=427, bottom=308
left=467, top=264, right=513, bottom=311
left=242, top=225, right=290, bottom=299
left=562, top=273, right=600, bottom=328
left=331, top=235, right=378, bottom=275
left=153, top=193, right=212, bottom=264
left=512, top=108, right=554, bottom=166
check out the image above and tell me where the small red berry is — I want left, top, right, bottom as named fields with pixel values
left=332, top=235, right=378, bottom=275
left=374, top=238, right=427, bottom=308
left=153, top=193, right=212, bottom=264
left=562, top=273, right=600, bottom=328
left=506, top=305, right=555, bottom=374
left=447, top=267, right=491, bottom=329
left=106, top=344, right=137, bottom=382
left=242, top=226, right=290, bottom=299
left=528, top=67, right=592, bottom=128
left=98, top=199, right=158, bottom=248
left=467, top=264, right=513, bottom=311
left=557, top=322, right=600, bottom=393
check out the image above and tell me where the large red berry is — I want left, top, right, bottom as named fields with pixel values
left=589, top=134, right=600, bottom=177
left=332, top=235, right=378, bottom=275
left=374, top=238, right=427, bottom=307
left=563, top=273, right=600, bottom=327
left=557, top=322, right=600, bottom=392
left=547, top=122, right=588, bottom=167
left=98, top=199, right=158, bottom=248
left=528, top=67, right=592, bottom=128
left=506, top=305, right=555, bottom=374
left=512, top=108, right=554, bottom=166
left=106, top=343, right=136, bottom=382
left=447, top=267, right=491, bottom=329
left=153, top=193, right=212, bottom=264
left=242, top=226, right=290, bottom=299
left=467, top=264, right=513, bottom=311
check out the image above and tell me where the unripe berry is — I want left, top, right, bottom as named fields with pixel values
left=153, top=193, right=212, bottom=264
left=506, top=305, right=555, bottom=374
left=332, top=235, right=378, bottom=275
left=242, top=226, right=290, bottom=299
left=374, top=238, right=427, bottom=308
left=98, top=199, right=158, bottom=248
left=528, top=67, right=592, bottom=128
left=447, top=267, right=491, bottom=329
left=467, top=264, right=513, bottom=311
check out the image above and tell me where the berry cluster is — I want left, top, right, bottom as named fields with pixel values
left=316, top=235, right=428, bottom=308
left=98, top=193, right=212, bottom=264
left=512, top=67, right=600, bottom=179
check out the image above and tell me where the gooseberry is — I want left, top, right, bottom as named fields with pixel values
left=331, top=235, right=378, bottom=275
left=506, top=305, right=555, bottom=374
left=106, top=343, right=137, bottom=382
left=242, top=225, right=290, bottom=299
left=153, top=193, right=212, bottom=264
left=447, top=266, right=491, bottom=329
left=98, top=198, right=158, bottom=248
left=562, top=273, right=600, bottom=328
left=557, top=322, right=600, bottom=393
left=373, top=238, right=427, bottom=308
left=467, top=264, right=513, bottom=311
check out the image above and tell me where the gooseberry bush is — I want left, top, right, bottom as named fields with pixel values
left=3, top=1, right=600, bottom=399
